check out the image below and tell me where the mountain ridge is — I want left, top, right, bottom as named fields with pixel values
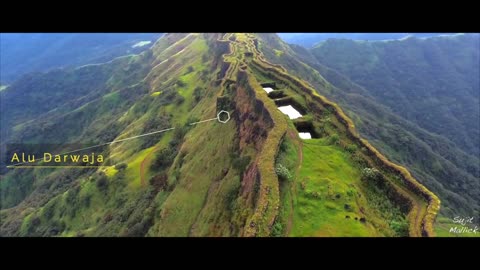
left=309, top=35, right=480, bottom=157
left=0, top=33, right=446, bottom=237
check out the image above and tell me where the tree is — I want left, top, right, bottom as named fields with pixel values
left=115, top=163, right=127, bottom=171
left=151, top=148, right=176, bottom=171
left=174, top=95, right=185, bottom=105
left=193, top=87, right=203, bottom=103
left=329, top=134, right=340, bottom=145
left=390, top=219, right=409, bottom=236
left=176, top=79, right=186, bottom=87
left=361, top=167, right=381, bottom=183
left=271, top=221, right=284, bottom=237
left=96, top=173, right=108, bottom=192
left=233, top=156, right=251, bottom=173
left=345, top=144, right=357, bottom=153
left=186, top=66, right=194, bottom=74
left=149, top=173, right=168, bottom=191
left=275, top=164, right=292, bottom=181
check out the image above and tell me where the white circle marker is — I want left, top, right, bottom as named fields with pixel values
left=217, top=110, right=231, bottom=124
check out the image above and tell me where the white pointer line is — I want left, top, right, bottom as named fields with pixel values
left=189, top=118, right=217, bottom=125
left=7, top=111, right=231, bottom=168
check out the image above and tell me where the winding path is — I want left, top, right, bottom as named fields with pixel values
left=285, top=130, right=303, bottom=235
left=139, top=145, right=160, bottom=187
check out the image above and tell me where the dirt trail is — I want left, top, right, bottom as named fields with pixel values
left=285, top=130, right=303, bottom=235
left=140, top=146, right=159, bottom=187
left=390, top=179, right=427, bottom=237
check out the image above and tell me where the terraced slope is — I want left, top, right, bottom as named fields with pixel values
left=218, top=33, right=439, bottom=236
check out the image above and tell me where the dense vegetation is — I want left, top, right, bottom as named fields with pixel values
left=310, top=35, right=479, bottom=157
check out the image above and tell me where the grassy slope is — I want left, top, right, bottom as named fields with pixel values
left=2, top=34, right=234, bottom=236
left=291, top=138, right=379, bottom=236
left=262, top=89, right=400, bottom=236
left=273, top=134, right=381, bottom=237
left=148, top=119, right=237, bottom=236
left=145, top=36, right=244, bottom=236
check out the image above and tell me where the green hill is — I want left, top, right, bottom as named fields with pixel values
left=0, top=33, right=442, bottom=236
left=310, top=35, right=480, bottom=157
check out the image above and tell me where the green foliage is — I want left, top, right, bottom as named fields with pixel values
left=291, top=138, right=383, bottom=236
left=96, top=174, right=109, bottom=192
left=186, top=116, right=200, bottom=125
left=345, top=144, right=357, bottom=153
left=390, top=218, right=409, bottom=236
left=361, top=167, right=381, bottom=182
left=174, top=95, right=185, bottom=105
left=271, top=221, right=284, bottom=236
left=171, top=125, right=188, bottom=147
left=328, top=133, right=340, bottom=145
left=232, top=156, right=251, bottom=173
left=176, top=79, right=186, bottom=88
left=149, top=174, right=168, bottom=191
left=193, top=87, right=203, bottom=103
left=275, top=164, right=292, bottom=181
left=82, top=193, right=92, bottom=208
left=115, top=163, right=128, bottom=171
left=151, top=147, right=177, bottom=172
left=65, top=187, right=79, bottom=204
left=216, top=96, right=231, bottom=112
left=42, top=201, right=56, bottom=220
left=161, top=88, right=181, bottom=104
left=150, top=121, right=188, bottom=173
left=185, top=66, right=195, bottom=74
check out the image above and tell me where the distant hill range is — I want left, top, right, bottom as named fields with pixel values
left=278, top=33, right=461, bottom=47
left=0, top=33, right=163, bottom=83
